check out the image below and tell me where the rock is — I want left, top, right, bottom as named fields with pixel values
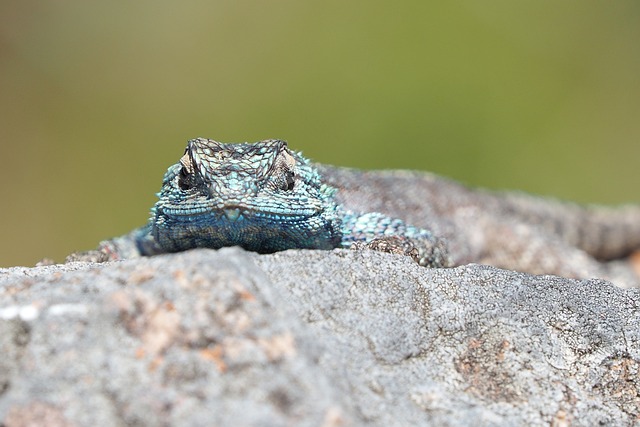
left=0, top=247, right=638, bottom=426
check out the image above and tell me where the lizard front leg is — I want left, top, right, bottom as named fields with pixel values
left=65, top=226, right=158, bottom=262
left=340, top=211, right=452, bottom=268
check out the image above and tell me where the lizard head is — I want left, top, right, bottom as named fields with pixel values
left=150, top=138, right=342, bottom=253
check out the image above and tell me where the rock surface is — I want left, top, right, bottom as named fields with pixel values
left=0, top=248, right=639, bottom=426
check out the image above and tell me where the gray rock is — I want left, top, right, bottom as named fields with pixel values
left=0, top=247, right=638, bottom=426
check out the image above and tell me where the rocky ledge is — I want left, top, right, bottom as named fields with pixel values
left=0, top=248, right=638, bottom=426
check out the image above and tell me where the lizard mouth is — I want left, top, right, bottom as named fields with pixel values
left=158, top=200, right=320, bottom=222
left=214, top=203, right=319, bottom=222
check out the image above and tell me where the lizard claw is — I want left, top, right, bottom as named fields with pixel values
left=65, top=249, right=113, bottom=263
left=353, top=236, right=452, bottom=268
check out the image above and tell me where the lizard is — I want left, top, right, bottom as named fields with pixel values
left=66, top=137, right=640, bottom=288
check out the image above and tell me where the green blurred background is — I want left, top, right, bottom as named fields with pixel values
left=1, top=1, right=639, bottom=267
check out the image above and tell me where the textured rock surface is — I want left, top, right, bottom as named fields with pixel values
left=0, top=248, right=639, bottom=426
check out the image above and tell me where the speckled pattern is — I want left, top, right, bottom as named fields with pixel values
left=2, top=248, right=640, bottom=425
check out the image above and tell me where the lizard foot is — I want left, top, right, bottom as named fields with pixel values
left=65, top=249, right=112, bottom=263
left=352, top=236, right=452, bottom=268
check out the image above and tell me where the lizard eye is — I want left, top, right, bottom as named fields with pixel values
left=178, top=153, right=196, bottom=190
left=282, top=170, right=295, bottom=191
left=178, top=166, right=194, bottom=190
left=271, top=149, right=297, bottom=191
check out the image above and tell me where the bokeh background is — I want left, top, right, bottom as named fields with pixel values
left=1, top=1, right=639, bottom=267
